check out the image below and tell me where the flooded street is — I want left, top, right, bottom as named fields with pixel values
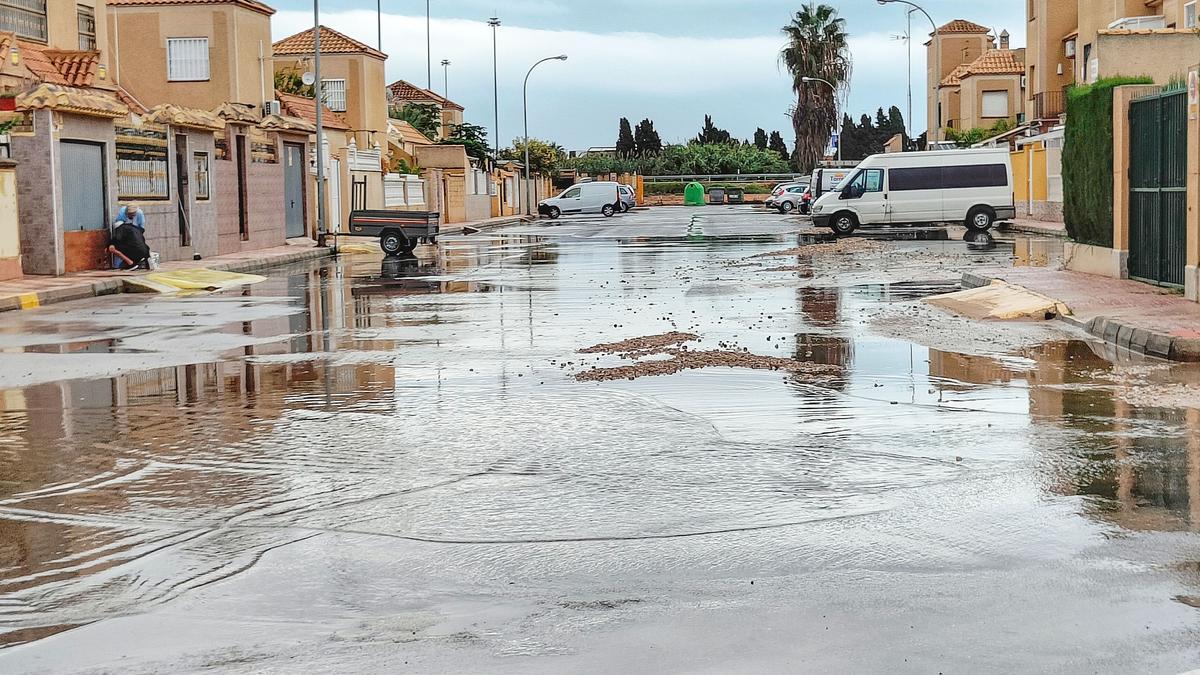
left=2, top=207, right=1200, bottom=672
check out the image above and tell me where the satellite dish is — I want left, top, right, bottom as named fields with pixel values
left=301, top=71, right=316, bottom=86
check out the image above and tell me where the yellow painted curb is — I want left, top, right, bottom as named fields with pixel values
left=17, top=293, right=39, bottom=310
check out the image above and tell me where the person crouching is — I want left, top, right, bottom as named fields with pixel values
left=108, top=202, right=150, bottom=271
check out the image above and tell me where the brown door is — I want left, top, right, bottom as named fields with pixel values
left=175, top=134, right=191, bottom=246
left=235, top=135, right=249, bottom=240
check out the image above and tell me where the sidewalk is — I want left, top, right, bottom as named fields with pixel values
left=440, top=214, right=532, bottom=235
left=964, top=267, right=1200, bottom=361
left=0, top=239, right=332, bottom=314
left=997, top=218, right=1067, bottom=238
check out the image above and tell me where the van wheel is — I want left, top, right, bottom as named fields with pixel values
left=966, top=206, right=996, bottom=232
left=831, top=212, right=858, bottom=236
left=547, top=206, right=561, bottom=220
left=602, top=204, right=616, bottom=218
left=778, top=201, right=795, bottom=214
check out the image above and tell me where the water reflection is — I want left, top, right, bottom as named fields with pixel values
left=0, top=233, right=1198, bottom=653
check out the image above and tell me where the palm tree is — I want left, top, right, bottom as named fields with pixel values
left=780, top=4, right=851, bottom=173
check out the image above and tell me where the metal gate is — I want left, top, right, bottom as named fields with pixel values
left=60, top=141, right=106, bottom=232
left=351, top=175, right=367, bottom=212
left=1129, top=90, right=1187, bottom=287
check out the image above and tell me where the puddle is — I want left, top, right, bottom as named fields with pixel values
left=0, top=220, right=1198, bottom=668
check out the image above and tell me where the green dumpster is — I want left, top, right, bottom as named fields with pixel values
left=683, top=181, right=705, bottom=206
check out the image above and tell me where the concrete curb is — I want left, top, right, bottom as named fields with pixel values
left=961, top=271, right=1200, bottom=362
left=0, top=246, right=333, bottom=315
left=442, top=216, right=532, bottom=235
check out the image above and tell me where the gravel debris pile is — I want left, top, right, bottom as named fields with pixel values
left=578, top=331, right=699, bottom=356
left=574, top=342, right=841, bottom=382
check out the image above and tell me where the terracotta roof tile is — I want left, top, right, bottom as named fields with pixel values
left=275, top=90, right=350, bottom=130
left=388, top=119, right=433, bottom=146
left=16, top=83, right=127, bottom=118
left=962, top=49, right=1025, bottom=77
left=273, top=25, right=386, bottom=59
left=10, top=38, right=100, bottom=87
left=106, top=0, right=275, bottom=16
left=116, top=86, right=149, bottom=114
left=387, top=79, right=463, bottom=111
left=937, top=19, right=992, bottom=35
left=939, top=64, right=971, bottom=87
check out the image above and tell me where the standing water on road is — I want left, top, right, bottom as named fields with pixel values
left=0, top=209, right=1198, bottom=672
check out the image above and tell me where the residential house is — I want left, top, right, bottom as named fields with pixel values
left=274, top=26, right=390, bottom=225
left=383, top=118, right=432, bottom=212
left=0, top=0, right=129, bottom=275
left=387, top=79, right=462, bottom=140
left=106, top=0, right=275, bottom=111
left=925, top=19, right=994, bottom=141
left=934, top=32, right=1025, bottom=138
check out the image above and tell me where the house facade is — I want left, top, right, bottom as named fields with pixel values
left=925, top=19, right=993, bottom=141
left=106, top=0, right=274, bottom=111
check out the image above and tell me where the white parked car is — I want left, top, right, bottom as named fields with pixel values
left=811, top=149, right=1016, bottom=235
left=539, top=181, right=622, bottom=219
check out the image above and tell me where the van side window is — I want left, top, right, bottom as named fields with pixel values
left=890, top=163, right=1007, bottom=191
left=842, top=169, right=884, bottom=198
left=562, top=188, right=581, bottom=199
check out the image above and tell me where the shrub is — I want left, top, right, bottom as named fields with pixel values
left=1062, top=76, right=1153, bottom=247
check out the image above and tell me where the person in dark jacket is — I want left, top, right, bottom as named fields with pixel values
left=108, top=202, right=150, bottom=271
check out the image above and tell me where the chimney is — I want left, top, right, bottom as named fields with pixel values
left=1000, top=29, right=1010, bottom=50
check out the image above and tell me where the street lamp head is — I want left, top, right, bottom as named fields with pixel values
left=487, top=17, right=501, bottom=27
left=877, top=0, right=892, bottom=4
left=555, top=55, right=568, bottom=61
left=801, top=76, right=812, bottom=82
left=441, top=59, right=451, bottom=66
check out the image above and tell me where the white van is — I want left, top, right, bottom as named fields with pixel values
left=538, top=181, right=622, bottom=219
left=811, top=149, right=1015, bottom=235
left=808, top=167, right=853, bottom=200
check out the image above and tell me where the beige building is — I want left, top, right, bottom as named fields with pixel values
left=107, top=0, right=275, bottom=111
left=933, top=30, right=1026, bottom=138
left=387, top=79, right=463, bottom=140
left=272, top=25, right=389, bottom=147
left=1024, top=0, right=1078, bottom=124
left=926, top=19, right=993, bottom=141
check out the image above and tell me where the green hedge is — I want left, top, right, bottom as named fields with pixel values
left=1062, top=76, right=1152, bottom=247
left=644, top=182, right=773, bottom=196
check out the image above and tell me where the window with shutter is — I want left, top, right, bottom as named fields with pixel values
left=981, top=91, right=1009, bottom=118
left=167, top=37, right=210, bottom=82
left=322, top=79, right=347, bottom=112
left=77, top=5, right=96, bottom=50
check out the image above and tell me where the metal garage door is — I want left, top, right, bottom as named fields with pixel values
left=60, top=141, right=107, bottom=232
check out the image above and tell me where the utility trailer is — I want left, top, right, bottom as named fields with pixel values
left=346, top=210, right=440, bottom=255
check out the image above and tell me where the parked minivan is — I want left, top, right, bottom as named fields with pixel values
left=810, top=149, right=1015, bottom=235
left=539, top=181, right=622, bottom=219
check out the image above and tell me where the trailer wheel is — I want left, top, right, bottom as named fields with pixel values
left=380, top=229, right=414, bottom=256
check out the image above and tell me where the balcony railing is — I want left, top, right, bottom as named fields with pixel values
left=1033, top=91, right=1065, bottom=120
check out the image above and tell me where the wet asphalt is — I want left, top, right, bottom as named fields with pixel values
left=1, top=206, right=1200, bottom=673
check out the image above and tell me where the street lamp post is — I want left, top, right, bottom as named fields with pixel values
left=426, top=0, right=432, bottom=89
left=441, top=59, right=451, bottom=98
left=877, top=0, right=938, bottom=142
left=488, top=17, right=501, bottom=160
left=522, top=55, right=567, bottom=216
left=800, top=75, right=841, bottom=163
left=313, top=0, right=327, bottom=243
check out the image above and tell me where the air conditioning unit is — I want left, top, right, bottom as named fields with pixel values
left=1056, top=63, right=1064, bottom=75
left=263, top=100, right=281, bottom=116
left=1064, top=39, right=1076, bottom=58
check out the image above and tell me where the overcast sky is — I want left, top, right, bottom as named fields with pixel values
left=271, top=1, right=1025, bottom=151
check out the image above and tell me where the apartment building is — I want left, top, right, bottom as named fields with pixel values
left=1024, top=0, right=1078, bottom=124
left=925, top=19, right=993, bottom=141
left=1028, top=0, right=1198, bottom=110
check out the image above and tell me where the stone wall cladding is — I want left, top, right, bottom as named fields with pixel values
left=12, top=111, right=60, bottom=275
